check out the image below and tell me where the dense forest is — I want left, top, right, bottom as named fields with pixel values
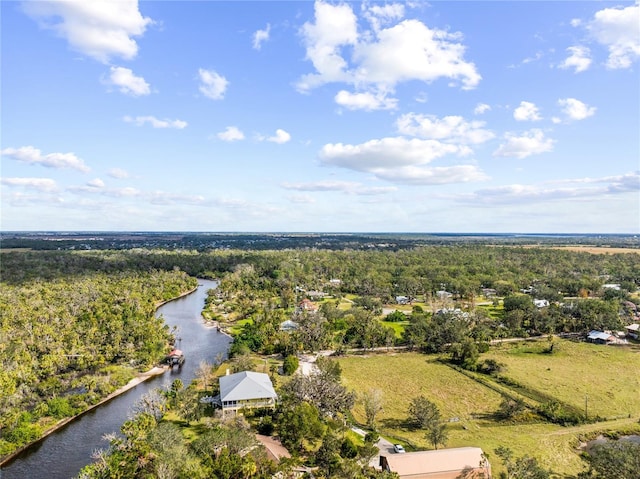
left=1, top=243, right=639, bottom=475
left=0, top=255, right=196, bottom=457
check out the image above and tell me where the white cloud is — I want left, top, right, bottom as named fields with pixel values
left=217, top=126, right=245, bottom=142
left=513, top=101, right=542, bottom=121
left=335, top=90, right=397, bottom=111
left=396, top=113, right=495, bottom=144
left=363, top=2, right=405, bottom=31
left=297, top=1, right=480, bottom=110
left=148, top=191, right=205, bottom=205
left=67, top=183, right=141, bottom=197
left=353, top=19, right=481, bottom=90
left=474, top=103, right=491, bottom=115
left=253, top=23, right=270, bottom=50
left=587, top=2, right=640, bottom=69
left=374, top=165, right=488, bottom=185
left=106, top=66, right=150, bottom=96
left=281, top=180, right=396, bottom=195
left=319, top=137, right=472, bottom=175
left=559, top=45, right=592, bottom=73
left=287, top=194, right=316, bottom=204
left=87, top=178, right=105, bottom=188
left=23, top=0, right=152, bottom=63
left=1, top=146, right=90, bottom=172
left=558, top=98, right=596, bottom=121
left=460, top=171, right=640, bottom=205
left=198, top=69, right=228, bottom=100
left=493, top=129, right=555, bottom=159
left=267, top=129, right=291, bottom=144
left=108, top=168, right=129, bottom=179
left=1, top=177, right=58, bottom=192
left=123, top=115, right=187, bottom=129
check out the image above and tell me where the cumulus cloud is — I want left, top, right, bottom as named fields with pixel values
left=335, top=90, right=397, bottom=111
left=106, top=66, right=150, bottom=96
left=396, top=113, right=495, bottom=144
left=23, top=0, right=152, bottom=63
left=86, top=178, right=105, bottom=188
left=587, top=2, right=640, bottom=69
left=319, top=137, right=471, bottom=172
left=267, top=129, right=291, bottom=144
left=108, top=168, right=129, bottom=179
left=297, top=1, right=480, bottom=110
left=363, top=2, right=405, bottom=31
left=123, top=115, right=187, bottom=129
left=558, top=98, right=596, bottom=121
left=1, top=146, right=90, bottom=172
left=253, top=23, right=270, bottom=50
left=1, top=177, right=58, bottom=192
left=217, top=126, right=245, bottom=142
left=474, top=103, right=491, bottom=115
left=198, top=69, right=228, bottom=100
left=559, top=45, right=592, bottom=73
left=513, top=101, right=542, bottom=121
left=493, top=129, right=555, bottom=159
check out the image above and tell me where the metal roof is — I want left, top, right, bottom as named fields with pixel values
left=382, top=447, right=488, bottom=476
left=219, top=371, right=277, bottom=402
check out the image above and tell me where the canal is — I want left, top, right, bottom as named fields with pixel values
left=1, top=279, right=231, bottom=479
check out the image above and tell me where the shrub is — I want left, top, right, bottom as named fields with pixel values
left=47, top=397, right=76, bottom=419
left=282, top=355, right=299, bottom=375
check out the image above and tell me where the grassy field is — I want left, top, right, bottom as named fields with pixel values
left=337, top=342, right=640, bottom=476
left=482, top=340, right=640, bottom=419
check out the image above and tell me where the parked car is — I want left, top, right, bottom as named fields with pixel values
left=393, top=444, right=406, bottom=453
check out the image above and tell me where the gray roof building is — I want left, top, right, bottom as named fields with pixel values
left=219, top=371, right=277, bottom=414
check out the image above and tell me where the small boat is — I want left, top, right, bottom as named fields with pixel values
left=165, top=348, right=185, bottom=368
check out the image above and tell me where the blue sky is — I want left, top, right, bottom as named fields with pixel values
left=1, top=0, right=639, bottom=233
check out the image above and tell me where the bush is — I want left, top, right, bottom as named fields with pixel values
left=340, top=437, right=358, bottom=458
left=47, top=397, right=76, bottom=419
left=282, top=355, right=299, bottom=375
left=385, top=311, right=406, bottom=322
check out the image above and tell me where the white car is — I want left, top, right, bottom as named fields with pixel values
left=393, top=444, right=406, bottom=453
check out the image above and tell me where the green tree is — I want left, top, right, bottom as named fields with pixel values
left=579, top=440, right=640, bottom=479
left=282, top=355, right=299, bottom=376
left=495, top=446, right=550, bottom=479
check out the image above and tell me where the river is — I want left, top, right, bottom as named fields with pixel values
left=1, top=279, right=232, bottom=479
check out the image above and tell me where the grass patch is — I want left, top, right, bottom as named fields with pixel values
left=482, top=339, right=640, bottom=419
left=337, top=348, right=640, bottom=476
left=380, top=320, right=408, bottom=338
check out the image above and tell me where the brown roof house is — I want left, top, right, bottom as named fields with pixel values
left=380, top=447, right=491, bottom=479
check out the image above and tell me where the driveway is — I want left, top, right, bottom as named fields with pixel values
left=351, top=427, right=397, bottom=469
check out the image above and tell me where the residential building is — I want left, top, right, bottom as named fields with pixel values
left=219, top=371, right=277, bottom=414
left=380, top=447, right=491, bottom=479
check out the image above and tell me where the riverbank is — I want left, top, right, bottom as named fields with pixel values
left=1, top=284, right=202, bottom=467
left=0, top=366, right=168, bottom=467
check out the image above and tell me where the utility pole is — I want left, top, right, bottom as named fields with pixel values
left=585, top=394, right=588, bottom=421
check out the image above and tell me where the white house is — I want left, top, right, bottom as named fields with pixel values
left=219, top=371, right=277, bottom=414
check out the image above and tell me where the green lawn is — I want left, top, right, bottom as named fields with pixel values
left=481, top=339, right=640, bottom=419
left=337, top=345, right=640, bottom=476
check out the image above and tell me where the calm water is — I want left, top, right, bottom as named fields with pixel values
left=1, top=279, right=231, bottom=479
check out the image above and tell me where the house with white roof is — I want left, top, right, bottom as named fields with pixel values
left=218, top=371, right=277, bottom=414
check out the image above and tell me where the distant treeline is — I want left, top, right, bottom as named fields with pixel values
left=1, top=231, right=639, bottom=252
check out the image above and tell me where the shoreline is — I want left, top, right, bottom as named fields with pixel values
left=0, top=283, right=203, bottom=468
left=0, top=366, right=168, bottom=467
